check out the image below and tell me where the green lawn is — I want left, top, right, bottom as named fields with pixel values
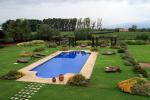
left=116, top=32, right=150, bottom=40
left=128, top=45, right=150, bottom=63
left=128, top=45, right=150, bottom=80
left=0, top=45, right=150, bottom=100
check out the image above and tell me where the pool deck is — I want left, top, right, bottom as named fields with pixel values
left=17, top=50, right=98, bottom=84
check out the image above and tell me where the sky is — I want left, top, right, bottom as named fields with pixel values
left=0, top=0, right=150, bottom=28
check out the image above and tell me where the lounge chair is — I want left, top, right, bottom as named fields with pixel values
left=105, top=67, right=121, bottom=73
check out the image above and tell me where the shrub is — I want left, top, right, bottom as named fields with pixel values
left=0, top=71, right=24, bottom=80
left=126, top=57, right=138, bottom=66
left=91, top=47, right=98, bottom=52
left=0, top=45, right=4, bottom=48
left=77, top=40, right=92, bottom=46
left=132, top=81, right=150, bottom=96
left=17, top=40, right=45, bottom=47
left=31, top=40, right=45, bottom=44
left=136, top=34, right=149, bottom=40
left=60, top=46, right=69, bottom=51
left=124, top=61, right=133, bottom=66
left=118, top=41, right=127, bottom=49
left=110, top=45, right=120, bottom=49
left=133, top=67, right=148, bottom=78
left=118, top=48, right=126, bottom=53
left=17, top=42, right=33, bottom=47
left=125, top=40, right=146, bottom=45
left=120, top=54, right=131, bottom=60
left=33, top=46, right=45, bottom=52
left=118, top=77, right=143, bottom=93
left=99, top=40, right=109, bottom=47
left=37, top=24, right=60, bottom=40
left=67, top=74, right=89, bottom=86
left=118, top=77, right=147, bottom=93
left=20, top=52, right=33, bottom=57
left=74, top=28, right=92, bottom=40
left=46, top=42, right=57, bottom=48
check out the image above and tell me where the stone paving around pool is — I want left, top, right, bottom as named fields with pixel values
left=17, top=50, right=98, bottom=84
left=10, top=83, right=45, bottom=100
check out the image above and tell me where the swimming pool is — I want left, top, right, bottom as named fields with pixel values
left=31, top=51, right=91, bottom=78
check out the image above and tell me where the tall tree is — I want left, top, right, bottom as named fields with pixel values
left=129, top=25, right=137, bottom=32
left=28, top=19, right=42, bottom=32
left=37, top=24, right=60, bottom=40
left=97, top=18, right=102, bottom=30
left=6, top=19, right=31, bottom=42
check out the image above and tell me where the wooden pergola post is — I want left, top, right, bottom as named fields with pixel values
left=92, top=37, right=95, bottom=47
left=69, top=38, right=71, bottom=47
left=96, top=37, right=98, bottom=47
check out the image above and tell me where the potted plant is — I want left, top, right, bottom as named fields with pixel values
left=52, top=77, right=56, bottom=82
left=59, top=74, right=64, bottom=81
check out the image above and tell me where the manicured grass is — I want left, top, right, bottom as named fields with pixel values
left=128, top=45, right=150, bottom=80
left=60, top=31, right=150, bottom=40
left=0, top=46, right=150, bottom=100
left=128, top=45, right=150, bottom=63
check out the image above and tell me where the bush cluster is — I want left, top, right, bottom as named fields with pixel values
left=20, top=52, right=33, bottom=57
left=77, top=40, right=92, bottom=46
left=120, top=48, right=148, bottom=78
left=17, top=40, right=45, bottom=47
left=46, top=42, right=57, bottom=48
left=0, top=71, right=24, bottom=80
left=33, top=46, right=45, bottom=52
left=67, top=74, right=89, bottom=86
left=136, top=34, right=150, bottom=40
left=125, top=40, right=147, bottom=45
left=133, top=66, right=148, bottom=78
left=118, top=48, right=126, bottom=53
left=118, top=77, right=150, bottom=96
left=91, top=46, right=98, bottom=52
left=118, top=41, right=128, bottom=50
left=60, top=46, right=69, bottom=51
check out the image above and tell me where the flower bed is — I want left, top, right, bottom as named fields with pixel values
left=118, top=77, right=150, bottom=96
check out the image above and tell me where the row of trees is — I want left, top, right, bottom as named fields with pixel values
left=1, top=18, right=103, bottom=42
left=129, top=25, right=150, bottom=32
left=1, top=19, right=61, bottom=42
left=2, top=18, right=77, bottom=32
left=4, top=19, right=31, bottom=42
left=43, top=18, right=77, bottom=31
left=76, top=18, right=102, bottom=30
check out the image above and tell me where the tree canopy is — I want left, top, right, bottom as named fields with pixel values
left=37, top=24, right=60, bottom=40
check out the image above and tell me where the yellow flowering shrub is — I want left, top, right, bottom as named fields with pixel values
left=118, top=77, right=145, bottom=93
left=20, top=52, right=33, bottom=57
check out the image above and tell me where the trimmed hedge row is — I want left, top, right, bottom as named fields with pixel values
left=118, top=41, right=148, bottom=78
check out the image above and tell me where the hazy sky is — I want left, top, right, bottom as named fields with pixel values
left=0, top=0, right=150, bottom=28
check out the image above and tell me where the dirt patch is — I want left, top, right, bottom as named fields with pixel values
left=140, top=63, right=150, bottom=68
left=0, top=43, right=16, bottom=46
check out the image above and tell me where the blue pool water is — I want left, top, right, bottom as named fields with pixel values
left=31, top=51, right=90, bottom=78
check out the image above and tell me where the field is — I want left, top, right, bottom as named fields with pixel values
left=116, top=32, right=150, bottom=40
left=0, top=45, right=150, bottom=100
left=60, top=31, right=150, bottom=40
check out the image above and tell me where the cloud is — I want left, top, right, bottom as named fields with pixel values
left=0, top=0, right=150, bottom=28
left=0, top=0, right=149, bottom=5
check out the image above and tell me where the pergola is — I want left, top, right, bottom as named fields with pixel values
left=92, top=32, right=117, bottom=47
left=92, top=36, right=118, bottom=47
left=52, top=36, right=76, bottom=47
